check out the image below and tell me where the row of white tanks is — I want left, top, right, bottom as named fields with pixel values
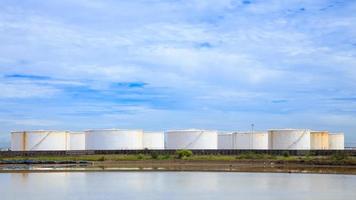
left=11, top=131, right=86, bottom=151
left=269, top=129, right=344, bottom=150
left=219, top=129, right=344, bottom=150
left=10, top=129, right=345, bottom=151
left=11, top=130, right=165, bottom=151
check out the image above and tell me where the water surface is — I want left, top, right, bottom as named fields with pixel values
left=0, top=172, right=355, bottom=200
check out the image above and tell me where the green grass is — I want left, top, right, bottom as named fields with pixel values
left=1, top=153, right=355, bottom=165
left=182, top=155, right=236, bottom=161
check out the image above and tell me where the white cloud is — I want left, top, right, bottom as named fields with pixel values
left=0, top=0, right=355, bottom=141
left=8, top=119, right=59, bottom=127
left=0, top=81, right=60, bottom=98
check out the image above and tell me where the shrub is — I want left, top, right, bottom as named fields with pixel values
left=305, top=151, right=316, bottom=158
left=267, top=154, right=277, bottom=159
left=160, top=154, right=171, bottom=160
left=331, top=152, right=348, bottom=161
left=236, top=152, right=261, bottom=159
left=137, top=154, right=145, bottom=160
left=150, top=151, right=159, bottom=159
left=98, top=156, right=105, bottom=161
left=282, top=151, right=290, bottom=157
left=176, top=150, right=193, bottom=159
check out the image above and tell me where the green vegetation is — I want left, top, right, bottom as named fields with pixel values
left=331, top=152, right=348, bottom=160
left=235, top=152, right=272, bottom=160
left=175, top=150, right=193, bottom=159
left=150, top=151, right=159, bottom=159
left=159, top=154, right=171, bottom=160
left=136, top=154, right=145, bottom=160
left=98, top=156, right=105, bottom=161
left=0, top=152, right=355, bottom=165
left=329, top=152, right=351, bottom=165
left=282, top=151, right=290, bottom=157
left=183, top=155, right=236, bottom=161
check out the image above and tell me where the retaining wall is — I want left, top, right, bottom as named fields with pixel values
left=0, top=149, right=355, bottom=157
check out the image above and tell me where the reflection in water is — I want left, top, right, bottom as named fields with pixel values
left=0, top=172, right=355, bottom=200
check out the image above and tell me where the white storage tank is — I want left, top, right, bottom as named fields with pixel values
left=11, top=130, right=69, bottom=151
left=268, top=129, right=311, bottom=150
left=143, top=131, right=164, bottom=149
left=68, top=132, right=86, bottom=150
left=310, top=131, right=329, bottom=150
left=328, top=133, right=344, bottom=150
left=234, top=132, right=269, bottom=149
left=218, top=133, right=233, bottom=149
left=165, top=129, right=218, bottom=149
left=218, top=132, right=268, bottom=149
left=85, top=129, right=143, bottom=150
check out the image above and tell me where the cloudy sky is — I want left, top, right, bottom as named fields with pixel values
left=0, top=0, right=355, bottom=147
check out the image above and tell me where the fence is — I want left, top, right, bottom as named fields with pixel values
left=0, top=149, right=355, bottom=157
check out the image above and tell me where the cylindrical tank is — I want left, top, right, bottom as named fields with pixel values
left=233, top=132, right=269, bottom=149
left=85, top=129, right=143, bottom=150
left=165, top=129, right=217, bottom=149
left=218, top=133, right=233, bottom=149
left=68, top=132, right=86, bottom=150
left=310, top=131, right=329, bottom=150
left=11, top=130, right=69, bottom=151
left=218, top=132, right=268, bottom=149
left=143, top=132, right=165, bottom=149
left=328, top=133, right=344, bottom=150
left=268, top=129, right=311, bottom=150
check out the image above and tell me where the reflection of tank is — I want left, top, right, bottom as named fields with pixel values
left=268, top=129, right=311, bottom=150
left=143, top=132, right=164, bottom=149
left=165, top=129, right=218, bottom=149
left=11, top=130, right=69, bottom=151
left=328, top=133, right=344, bottom=150
left=85, top=129, right=143, bottom=150
left=310, top=131, right=329, bottom=150
left=68, top=132, right=86, bottom=150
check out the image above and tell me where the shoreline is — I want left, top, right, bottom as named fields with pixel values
left=1, top=160, right=356, bottom=175
left=1, top=152, right=355, bottom=175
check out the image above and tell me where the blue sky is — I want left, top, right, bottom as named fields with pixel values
left=0, top=0, right=356, bottom=147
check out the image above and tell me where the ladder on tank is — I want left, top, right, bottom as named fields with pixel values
left=287, top=129, right=308, bottom=150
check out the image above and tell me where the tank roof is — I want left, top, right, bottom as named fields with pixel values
left=11, top=130, right=68, bottom=133
left=268, top=128, right=310, bottom=131
left=232, top=131, right=267, bottom=134
left=166, top=129, right=217, bottom=132
left=310, top=130, right=329, bottom=133
left=85, top=129, right=143, bottom=132
left=329, top=132, right=344, bottom=135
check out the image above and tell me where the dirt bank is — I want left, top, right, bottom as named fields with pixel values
left=1, top=160, right=355, bottom=174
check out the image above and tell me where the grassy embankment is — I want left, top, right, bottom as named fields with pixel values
left=0, top=150, right=355, bottom=165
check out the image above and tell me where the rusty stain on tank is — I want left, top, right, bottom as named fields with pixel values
left=310, top=131, right=329, bottom=150
left=22, top=131, right=27, bottom=150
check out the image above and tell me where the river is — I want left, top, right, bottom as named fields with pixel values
left=0, top=172, right=355, bottom=200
